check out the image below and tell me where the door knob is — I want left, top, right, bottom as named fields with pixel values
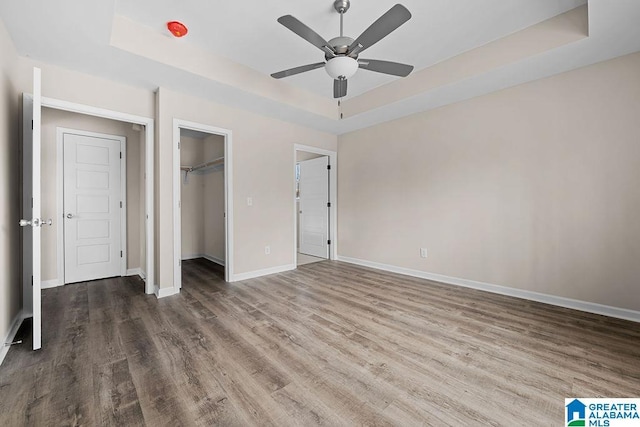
left=66, top=213, right=73, bottom=219
left=19, top=218, right=51, bottom=227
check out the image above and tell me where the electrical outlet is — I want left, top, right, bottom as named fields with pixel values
left=265, top=245, right=271, bottom=255
left=247, top=197, right=253, bottom=206
left=420, top=248, right=428, bottom=258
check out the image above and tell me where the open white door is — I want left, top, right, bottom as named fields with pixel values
left=299, top=156, right=330, bottom=259
left=20, top=68, right=44, bottom=350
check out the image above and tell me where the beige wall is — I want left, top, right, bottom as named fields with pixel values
left=40, top=109, right=144, bottom=281
left=16, top=58, right=155, bottom=119
left=180, top=136, right=205, bottom=257
left=0, top=19, right=21, bottom=343
left=338, top=52, right=640, bottom=312
left=157, top=87, right=337, bottom=287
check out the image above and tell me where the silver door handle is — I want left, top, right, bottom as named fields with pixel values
left=66, top=213, right=73, bottom=219
left=19, top=218, right=51, bottom=227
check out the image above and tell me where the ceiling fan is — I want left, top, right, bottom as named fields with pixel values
left=271, top=0, right=414, bottom=99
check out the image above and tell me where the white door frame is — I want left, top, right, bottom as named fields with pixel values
left=40, top=97, right=155, bottom=295
left=173, top=119, right=234, bottom=288
left=293, top=144, right=337, bottom=266
left=56, top=128, right=127, bottom=283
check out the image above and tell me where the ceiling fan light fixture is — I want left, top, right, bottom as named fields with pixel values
left=325, top=56, right=358, bottom=80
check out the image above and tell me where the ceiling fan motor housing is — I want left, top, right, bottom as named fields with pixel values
left=327, top=36, right=354, bottom=57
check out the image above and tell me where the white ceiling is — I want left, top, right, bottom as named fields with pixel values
left=115, top=0, right=584, bottom=98
left=1, top=0, right=639, bottom=134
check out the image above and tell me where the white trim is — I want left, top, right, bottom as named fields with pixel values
left=154, top=284, right=180, bottom=299
left=1, top=310, right=25, bottom=366
left=337, top=256, right=640, bottom=324
left=126, top=268, right=145, bottom=280
left=41, top=279, right=63, bottom=289
left=173, top=119, right=234, bottom=290
left=203, top=254, right=225, bottom=267
left=232, top=264, right=296, bottom=282
left=56, top=128, right=127, bottom=283
left=293, top=144, right=338, bottom=268
left=181, top=254, right=226, bottom=266
left=41, top=96, right=155, bottom=295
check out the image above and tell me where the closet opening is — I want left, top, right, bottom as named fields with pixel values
left=173, top=120, right=233, bottom=289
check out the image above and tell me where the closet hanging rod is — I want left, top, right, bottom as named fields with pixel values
left=180, top=156, right=224, bottom=173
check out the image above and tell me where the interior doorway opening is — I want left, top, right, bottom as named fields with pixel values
left=293, top=144, right=338, bottom=268
left=173, top=119, right=233, bottom=289
left=31, top=103, right=154, bottom=294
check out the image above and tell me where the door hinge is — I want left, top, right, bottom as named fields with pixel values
left=31, top=120, right=33, bottom=130
left=178, top=260, right=181, bottom=266
left=177, top=141, right=180, bottom=150
left=120, top=251, right=123, bottom=258
left=120, top=152, right=122, bottom=159
left=327, top=240, right=332, bottom=245
left=120, top=201, right=123, bottom=208
left=327, top=164, right=331, bottom=170
left=31, top=276, right=33, bottom=286
left=327, top=202, right=331, bottom=208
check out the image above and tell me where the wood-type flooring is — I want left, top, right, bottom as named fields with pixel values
left=1, top=259, right=639, bottom=426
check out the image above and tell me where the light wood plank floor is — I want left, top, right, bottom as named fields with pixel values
left=1, top=259, right=639, bottom=426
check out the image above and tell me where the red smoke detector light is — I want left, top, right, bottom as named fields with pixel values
left=167, top=21, right=188, bottom=38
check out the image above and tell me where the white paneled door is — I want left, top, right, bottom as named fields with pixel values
left=63, top=132, right=123, bottom=284
left=299, top=156, right=330, bottom=259
left=20, top=68, right=43, bottom=350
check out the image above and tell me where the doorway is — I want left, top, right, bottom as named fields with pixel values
left=21, top=69, right=155, bottom=350
left=173, top=119, right=233, bottom=288
left=293, top=145, right=338, bottom=267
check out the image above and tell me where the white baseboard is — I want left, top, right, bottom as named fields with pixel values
left=125, top=268, right=146, bottom=281
left=231, top=264, right=295, bottom=282
left=1, top=310, right=25, bottom=367
left=41, top=279, right=62, bottom=289
left=337, top=256, right=640, bottom=323
left=182, top=254, right=226, bottom=266
left=154, top=284, right=180, bottom=299
left=203, top=254, right=225, bottom=267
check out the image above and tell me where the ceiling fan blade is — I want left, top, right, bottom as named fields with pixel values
left=348, top=4, right=411, bottom=55
left=334, top=79, right=347, bottom=98
left=271, top=62, right=326, bottom=79
left=358, top=59, right=414, bottom=77
left=278, top=15, right=336, bottom=56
